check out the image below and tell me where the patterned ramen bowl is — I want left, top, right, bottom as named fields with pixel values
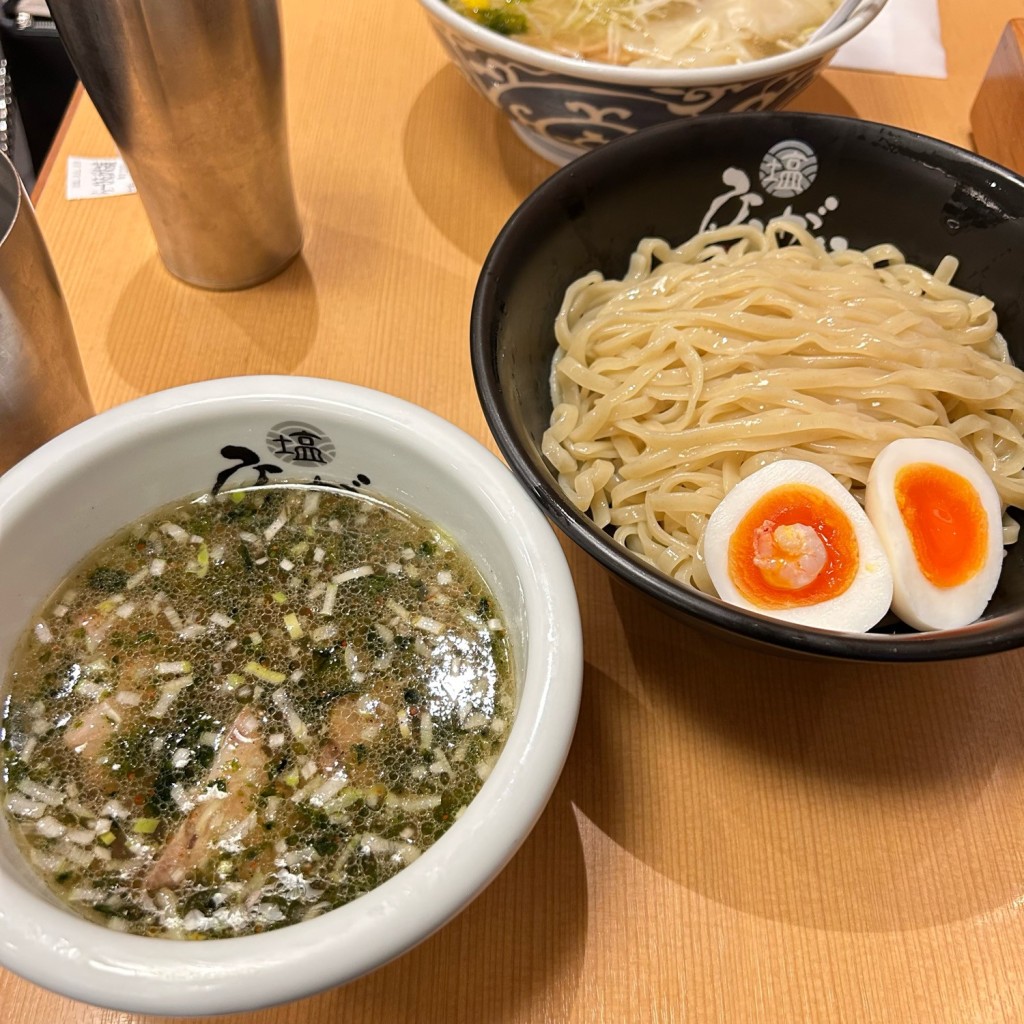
left=0, top=376, right=582, bottom=1014
left=417, top=0, right=887, bottom=165
left=471, top=112, right=1024, bottom=662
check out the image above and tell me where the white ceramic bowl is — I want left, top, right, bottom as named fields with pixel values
left=0, top=376, right=583, bottom=1015
left=418, top=0, right=887, bottom=165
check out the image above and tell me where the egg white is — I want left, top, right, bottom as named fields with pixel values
left=704, top=460, right=893, bottom=632
left=865, top=438, right=1003, bottom=631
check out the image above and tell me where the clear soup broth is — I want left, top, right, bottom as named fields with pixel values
left=1, top=485, right=514, bottom=938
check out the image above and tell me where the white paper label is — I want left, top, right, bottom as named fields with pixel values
left=65, top=157, right=137, bottom=200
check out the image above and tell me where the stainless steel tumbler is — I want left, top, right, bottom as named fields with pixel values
left=47, top=0, right=303, bottom=291
left=0, top=150, right=93, bottom=476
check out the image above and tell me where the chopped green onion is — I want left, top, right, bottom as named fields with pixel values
left=243, top=661, right=287, bottom=684
left=132, top=818, right=160, bottom=834
left=156, top=661, right=191, bottom=675
left=190, top=542, right=210, bottom=578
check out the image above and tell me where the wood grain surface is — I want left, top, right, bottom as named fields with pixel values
left=970, top=19, right=1024, bottom=174
left=6, top=1, right=1024, bottom=1021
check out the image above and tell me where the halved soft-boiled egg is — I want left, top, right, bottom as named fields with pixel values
left=704, top=460, right=893, bottom=631
left=865, top=438, right=1003, bottom=631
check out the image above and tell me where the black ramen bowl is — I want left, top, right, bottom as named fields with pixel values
left=471, top=112, right=1024, bottom=662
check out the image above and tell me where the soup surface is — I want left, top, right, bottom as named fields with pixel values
left=2, top=485, right=514, bottom=938
left=448, top=0, right=840, bottom=68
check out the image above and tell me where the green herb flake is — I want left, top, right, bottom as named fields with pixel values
left=475, top=6, right=527, bottom=34
left=88, top=567, right=128, bottom=593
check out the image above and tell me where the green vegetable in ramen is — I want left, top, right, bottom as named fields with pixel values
left=2, top=485, right=514, bottom=939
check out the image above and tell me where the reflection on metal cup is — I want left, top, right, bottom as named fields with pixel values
left=0, top=151, right=93, bottom=476
left=47, top=0, right=303, bottom=291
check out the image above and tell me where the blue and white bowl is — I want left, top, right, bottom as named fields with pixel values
left=418, top=0, right=887, bottom=165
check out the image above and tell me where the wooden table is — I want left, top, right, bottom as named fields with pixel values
left=8, top=1, right=1024, bottom=1020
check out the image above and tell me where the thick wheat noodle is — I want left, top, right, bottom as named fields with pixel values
left=542, top=220, right=1024, bottom=592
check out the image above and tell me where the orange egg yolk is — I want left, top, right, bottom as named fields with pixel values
left=727, top=483, right=858, bottom=609
left=894, top=462, right=988, bottom=588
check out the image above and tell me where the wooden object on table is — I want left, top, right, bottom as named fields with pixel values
left=970, top=19, right=1024, bottom=172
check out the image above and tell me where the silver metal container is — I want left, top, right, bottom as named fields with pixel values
left=47, top=0, right=303, bottom=290
left=0, top=150, right=93, bottom=475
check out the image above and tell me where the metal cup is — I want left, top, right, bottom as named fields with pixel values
left=0, top=150, right=93, bottom=476
left=47, top=0, right=303, bottom=291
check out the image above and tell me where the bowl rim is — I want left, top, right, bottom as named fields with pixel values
left=470, top=111, right=1024, bottom=664
left=417, top=0, right=888, bottom=86
left=0, top=375, right=584, bottom=1015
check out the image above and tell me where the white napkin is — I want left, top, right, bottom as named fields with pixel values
left=830, top=0, right=948, bottom=78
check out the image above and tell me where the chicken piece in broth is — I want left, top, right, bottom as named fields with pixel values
left=145, top=707, right=267, bottom=891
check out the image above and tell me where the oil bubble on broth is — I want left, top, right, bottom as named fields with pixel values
left=2, top=485, right=514, bottom=938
